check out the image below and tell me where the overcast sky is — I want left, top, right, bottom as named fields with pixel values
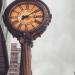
left=6, top=0, right=75, bottom=75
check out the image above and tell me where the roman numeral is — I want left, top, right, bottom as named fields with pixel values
left=31, top=5, right=35, bottom=11
left=26, top=4, right=29, bottom=9
left=13, top=10, right=20, bottom=14
left=25, top=24, right=28, bottom=31
left=34, top=9, right=40, bottom=13
left=19, top=6, right=24, bottom=10
left=31, top=23, right=36, bottom=30
left=17, top=23, right=22, bottom=30
left=34, top=15, right=43, bottom=18
left=35, top=20, right=41, bottom=24
left=13, top=19, right=18, bottom=23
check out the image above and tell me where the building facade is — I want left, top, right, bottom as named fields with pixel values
left=7, top=43, right=21, bottom=75
left=0, top=0, right=9, bottom=74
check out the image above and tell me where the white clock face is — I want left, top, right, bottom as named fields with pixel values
left=9, top=2, right=44, bottom=32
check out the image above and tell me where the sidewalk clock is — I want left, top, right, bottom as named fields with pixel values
left=3, top=0, right=52, bottom=75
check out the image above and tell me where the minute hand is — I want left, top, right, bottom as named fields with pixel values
left=28, top=9, right=40, bottom=16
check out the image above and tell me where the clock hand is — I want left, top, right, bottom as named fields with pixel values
left=21, top=15, right=29, bottom=20
left=28, top=9, right=40, bottom=16
left=28, top=15, right=43, bottom=18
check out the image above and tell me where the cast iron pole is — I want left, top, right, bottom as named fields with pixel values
left=19, top=34, right=32, bottom=75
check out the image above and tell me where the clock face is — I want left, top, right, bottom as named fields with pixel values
left=8, top=2, right=44, bottom=32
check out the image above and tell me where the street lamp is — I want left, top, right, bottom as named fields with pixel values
left=3, top=0, right=52, bottom=75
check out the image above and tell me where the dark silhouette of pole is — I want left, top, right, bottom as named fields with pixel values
left=19, top=33, right=32, bottom=75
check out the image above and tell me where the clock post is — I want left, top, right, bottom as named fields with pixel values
left=3, top=0, right=52, bottom=75
left=19, top=33, right=33, bottom=75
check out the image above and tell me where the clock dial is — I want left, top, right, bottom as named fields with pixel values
left=9, top=2, right=44, bottom=32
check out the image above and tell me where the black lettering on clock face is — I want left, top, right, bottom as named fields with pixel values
left=34, top=19, right=41, bottom=24
left=25, top=24, right=28, bottom=31
left=17, top=23, right=22, bottom=30
left=31, top=24, right=35, bottom=29
left=19, top=6, right=24, bottom=10
left=31, top=5, right=35, bottom=11
left=13, top=19, right=19, bottom=24
left=34, top=15, right=43, bottom=18
left=26, top=4, right=29, bottom=10
left=13, top=9, right=20, bottom=14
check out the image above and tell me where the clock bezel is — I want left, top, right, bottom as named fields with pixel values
left=3, top=0, right=52, bottom=39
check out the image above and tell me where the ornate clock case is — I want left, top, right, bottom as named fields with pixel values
left=3, top=0, right=52, bottom=40
left=3, top=0, right=52, bottom=75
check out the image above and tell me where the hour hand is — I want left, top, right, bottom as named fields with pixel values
left=21, top=15, right=29, bottom=20
left=28, top=9, right=40, bottom=16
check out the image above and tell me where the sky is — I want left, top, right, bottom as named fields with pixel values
left=6, top=0, right=75, bottom=75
